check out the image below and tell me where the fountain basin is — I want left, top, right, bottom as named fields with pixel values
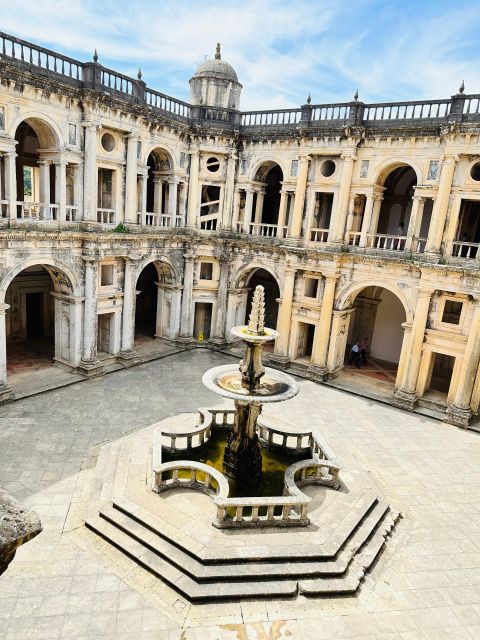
left=202, top=364, right=299, bottom=403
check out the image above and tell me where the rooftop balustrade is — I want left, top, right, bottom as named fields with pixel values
left=2, top=31, right=478, bottom=130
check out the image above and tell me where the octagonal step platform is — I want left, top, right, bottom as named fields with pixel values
left=84, top=420, right=400, bottom=603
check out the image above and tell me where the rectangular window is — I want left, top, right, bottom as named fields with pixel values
left=441, top=300, right=463, bottom=325
left=291, top=160, right=298, bottom=177
left=200, top=262, right=213, bottom=280
left=137, top=140, right=142, bottom=160
left=304, top=278, right=319, bottom=299
left=180, top=152, right=187, bottom=168
left=69, top=124, right=77, bottom=145
left=100, top=264, right=114, bottom=286
left=360, top=159, right=369, bottom=178
left=0, top=106, right=5, bottom=130
left=241, top=158, right=248, bottom=175
left=427, top=160, right=439, bottom=181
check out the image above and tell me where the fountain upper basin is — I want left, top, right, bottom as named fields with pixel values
left=202, top=364, right=299, bottom=403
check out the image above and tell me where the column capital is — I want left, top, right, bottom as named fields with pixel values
left=324, top=273, right=340, bottom=283
left=341, top=152, right=358, bottom=162
left=0, top=303, right=10, bottom=315
left=298, top=154, right=311, bottom=163
left=183, top=252, right=195, bottom=261
left=417, top=287, right=434, bottom=299
left=189, top=149, right=200, bottom=157
left=284, top=264, right=296, bottom=276
left=82, top=256, right=99, bottom=265
left=441, top=154, right=460, bottom=164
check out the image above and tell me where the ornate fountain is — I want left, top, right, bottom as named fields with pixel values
left=202, top=285, right=299, bottom=492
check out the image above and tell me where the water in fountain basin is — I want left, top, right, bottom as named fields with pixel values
left=163, top=432, right=307, bottom=498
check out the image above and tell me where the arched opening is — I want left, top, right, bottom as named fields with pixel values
left=143, top=149, right=178, bottom=227
left=244, top=269, right=280, bottom=346
left=373, top=166, right=420, bottom=249
left=345, top=286, right=406, bottom=386
left=252, top=163, right=284, bottom=229
left=134, top=261, right=175, bottom=346
left=5, top=264, right=75, bottom=382
left=11, top=119, right=78, bottom=222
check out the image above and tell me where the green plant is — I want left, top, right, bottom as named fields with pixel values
left=112, top=222, right=127, bottom=234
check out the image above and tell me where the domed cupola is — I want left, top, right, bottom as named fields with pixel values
left=189, top=43, right=242, bottom=110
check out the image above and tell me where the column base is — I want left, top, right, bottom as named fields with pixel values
left=392, top=388, right=417, bottom=411
left=268, top=354, right=291, bottom=369
left=0, top=383, right=13, bottom=404
left=117, top=349, right=137, bottom=367
left=307, top=364, right=328, bottom=382
left=175, top=336, right=196, bottom=349
left=444, top=404, right=472, bottom=428
left=78, top=359, right=105, bottom=378
left=209, top=336, right=228, bottom=349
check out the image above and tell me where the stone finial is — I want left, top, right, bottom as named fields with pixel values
left=354, top=89, right=359, bottom=101
left=307, top=94, right=311, bottom=104
left=215, top=42, right=221, bottom=60
left=247, top=285, right=265, bottom=335
left=137, top=68, right=142, bottom=80
left=93, top=49, right=98, bottom=63
left=459, top=80, right=465, bottom=94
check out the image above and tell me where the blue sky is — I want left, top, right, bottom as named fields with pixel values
left=1, top=0, right=479, bottom=110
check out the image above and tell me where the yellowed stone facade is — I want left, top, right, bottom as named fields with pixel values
left=1, top=33, right=480, bottom=427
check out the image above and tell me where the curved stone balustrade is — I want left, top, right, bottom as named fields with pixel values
left=152, top=461, right=229, bottom=500
left=151, top=408, right=342, bottom=529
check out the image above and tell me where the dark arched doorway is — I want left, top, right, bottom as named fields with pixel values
left=244, top=269, right=280, bottom=336
left=135, top=263, right=158, bottom=341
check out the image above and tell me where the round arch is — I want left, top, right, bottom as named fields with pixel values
left=372, top=157, right=422, bottom=187
left=0, top=257, right=79, bottom=303
left=336, top=280, right=413, bottom=322
left=134, top=256, right=178, bottom=286
left=249, top=157, right=286, bottom=182
left=233, top=263, right=283, bottom=295
left=143, top=144, right=176, bottom=173
left=10, top=113, right=63, bottom=149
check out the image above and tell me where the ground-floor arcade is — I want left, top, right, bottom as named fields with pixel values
left=0, top=242, right=479, bottom=429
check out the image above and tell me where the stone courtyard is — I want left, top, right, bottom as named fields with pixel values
left=1, top=349, right=480, bottom=639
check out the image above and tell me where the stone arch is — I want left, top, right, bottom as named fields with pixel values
left=11, top=113, right=63, bottom=149
left=373, top=158, right=422, bottom=187
left=336, top=280, right=413, bottom=322
left=134, top=258, right=179, bottom=341
left=234, top=263, right=283, bottom=295
left=250, top=158, right=286, bottom=183
left=144, top=145, right=176, bottom=173
left=0, top=257, right=79, bottom=303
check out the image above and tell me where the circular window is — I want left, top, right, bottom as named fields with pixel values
left=206, top=156, right=221, bottom=173
left=101, top=132, right=115, bottom=152
left=321, top=160, right=336, bottom=177
left=470, top=162, right=480, bottom=181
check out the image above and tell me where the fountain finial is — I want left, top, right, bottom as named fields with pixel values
left=247, top=285, right=265, bottom=335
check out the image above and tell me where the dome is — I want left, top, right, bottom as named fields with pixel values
left=193, top=43, right=238, bottom=83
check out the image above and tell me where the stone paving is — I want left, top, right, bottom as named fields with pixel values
left=1, top=350, right=480, bottom=638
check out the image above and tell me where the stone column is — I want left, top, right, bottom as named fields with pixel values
left=54, top=159, right=67, bottom=222
left=344, top=194, right=358, bottom=242
left=187, top=150, right=200, bottom=226
left=393, top=288, right=433, bottom=410
left=0, top=303, right=13, bottom=403
left=119, top=257, right=139, bottom=363
left=153, top=176, right=163, bottom=215
left=405, top=196, right=425, bottom=252
left=425, top=154, right=458, bottom=254
left=290, top=155, right=310, bottom=239
left=277, top=189, right=289, bottom=234
left=72, top=163, right=83, bottom=220
left=38, top=160, right=50, bottom=218
left=79, top=258, right=103, bottom=376
left=211, top=255, right=229, bottom=344
left=445, top=300, right=480, bottom=427
left=168, top=178, right=178, bottom=218
left=254, top=189, right=265, bottom=224
left=4, top=151, right=17, bottom=220
left=308, top=274, right=338, bottom=380
left=330, top=152, right=356, bottom=243
left=232, top=189, right=241, bottom=230
left=178, top=181, right=187, bottom=225
left=243, top=189, right=254, bottom=233
left=124, top=134, right=138, bottom=224
left=139, top=175, right=148, bottom=218
left=222, top=151, right=237, bottom=229
left=271, top=266, right=296, bottom=365
left=178, top=252, right=195, bottom=344
left=83, top=124, right=98, bottom=222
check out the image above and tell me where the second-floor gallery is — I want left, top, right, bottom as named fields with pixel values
left=1, top=30, right=480, bottom=429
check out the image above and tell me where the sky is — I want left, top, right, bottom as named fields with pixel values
left=1, top=0, right=479, bottom=110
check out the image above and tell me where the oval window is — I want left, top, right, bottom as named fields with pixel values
left=206, top=156, right=220, bottom=172
left=321, top=160, right=336, bottom=177
left=101, top=132, right=115, bottom=152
